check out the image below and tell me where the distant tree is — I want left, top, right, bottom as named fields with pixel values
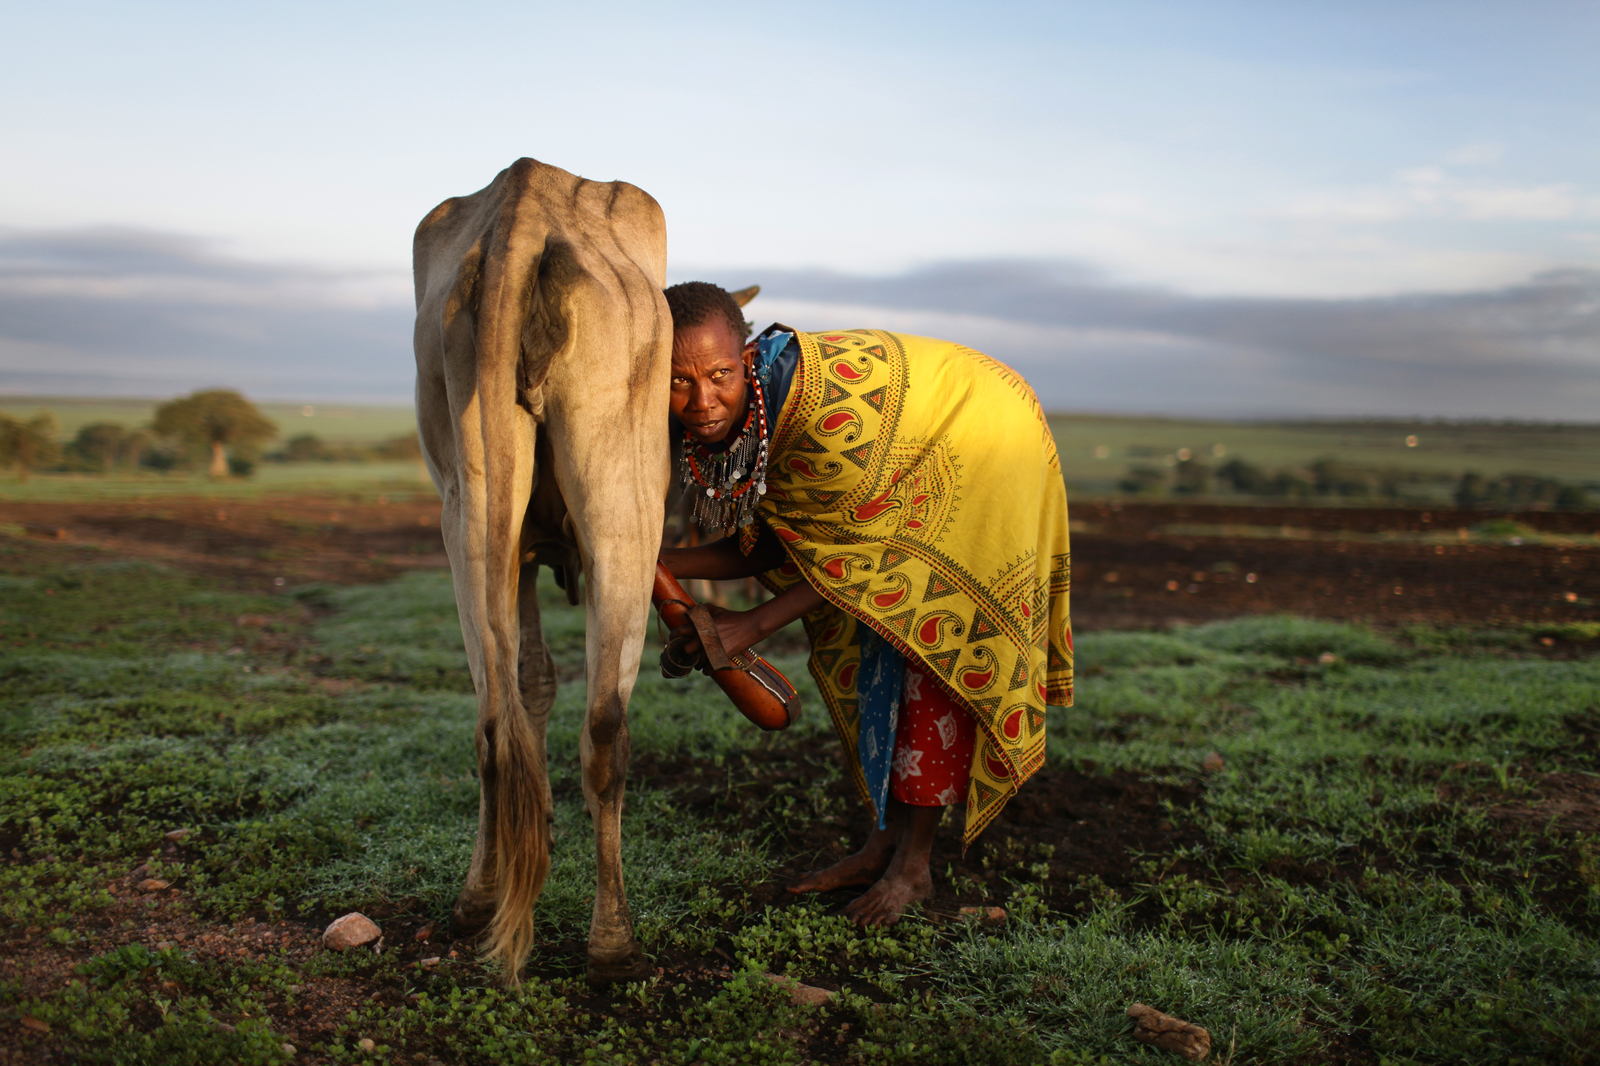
left=151, top=390, right=278, bottom=477
left=1215, top=458, right=1268, bottom=494
left=1117, top=464, right=1167, bottom=495
left=1172, top=458, right=1210, bottom=495
left=0, top=411, right=62, bottom=483
left=373, top=431, right=422, bottom=461
left=282, top=433, right=332, bottom=462
left=1264, top=472, right=1313, bottom=499
left=70, top=421, right=130, bottom=472
left=1310, top=458, right=1372, bottom=498
left=1454, top=471, right=1488, bottom=509
left=1555, top=485, right=1593, bottom=511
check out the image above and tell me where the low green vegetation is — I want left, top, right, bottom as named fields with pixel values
left=8, top=400, right=1600, bottom=509
left=1048, top=414, right=1600, bottom=503
left=1, top=534, right=1597, bottom=1063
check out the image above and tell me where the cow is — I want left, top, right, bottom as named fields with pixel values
left=411, top=158, right=670, bottom=985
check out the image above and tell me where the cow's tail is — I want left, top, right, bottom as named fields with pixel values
left=472, top=159, right=556, bottom=985
left=481, top=681, right=549, bottom=985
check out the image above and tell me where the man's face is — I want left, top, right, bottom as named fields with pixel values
left=670, top=317, right=752, bottom=445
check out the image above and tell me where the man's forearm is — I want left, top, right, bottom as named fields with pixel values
left=660, top=531, right=786, bottom=580
left=743, top=579, right=828, bottom=643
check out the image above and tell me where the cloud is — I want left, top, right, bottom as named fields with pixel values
left=719, top=260, right=1600, bottom=419
left=1281, top=164, right=1600, bottom=224
left=2, top=226, right=1596, bottom=419
left=0, top=227, right=413, bottom=401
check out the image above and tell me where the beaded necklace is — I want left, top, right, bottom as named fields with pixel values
left=678, top=359, right=769, bottom=535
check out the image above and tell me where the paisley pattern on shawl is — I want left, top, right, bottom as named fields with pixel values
left=756, top=329, right=1072, bottom=844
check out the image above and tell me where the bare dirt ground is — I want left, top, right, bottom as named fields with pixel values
left=3, top=495, right=1594, bottom=632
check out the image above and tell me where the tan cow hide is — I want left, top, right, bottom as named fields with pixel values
left=412, top=157, right=671, bottom=985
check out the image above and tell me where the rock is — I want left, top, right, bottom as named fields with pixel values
left=421, top=956, right=441, bottom=968
left=414, top=922, right=435, bottom=942
left=765, top=973, right=835, bottom=1007
left=139, top=879, right=171, bottom=892
left=20, top=1015, right=50, bottom=1033
left=281, top=1043, right=297, bottom=1057
left=358, top=1037, right=376, bottom=1051
left=164, top=829, right=192, bottom=842
left=322, top=913, right=381, bottom=951
left=958, top=906, right=1007, bottom=924
left=1317, top=652, right=1338, bottom=664
left=1127, top=1003, right=1211, bottom=1061
left=1202, top=752, right=1225, bottom=774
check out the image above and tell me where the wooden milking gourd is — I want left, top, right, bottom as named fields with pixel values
left=652, top=562, right=801, bottom=731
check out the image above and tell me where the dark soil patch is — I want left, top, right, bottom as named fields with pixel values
left=0, top=498, right=447, bottom=590
left=1069, top=500, right=1598, bottom=630
left=7, top=497, right=1594, bottom=633
left=631, top=733, right=1207, bottom=922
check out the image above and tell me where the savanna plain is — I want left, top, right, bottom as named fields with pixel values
left=2, top=414, right=1599, bottom=1066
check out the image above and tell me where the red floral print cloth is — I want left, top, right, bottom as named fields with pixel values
left=891, top=664, right=977, bottom=807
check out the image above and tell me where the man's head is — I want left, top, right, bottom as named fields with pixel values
left=666, top=282, right=753, bottom=445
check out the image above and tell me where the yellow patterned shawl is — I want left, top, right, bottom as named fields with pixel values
left=756, top=329, right=1072, bottom=844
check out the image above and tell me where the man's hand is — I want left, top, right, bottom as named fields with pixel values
left=670, top=603, right=764, bottom=661
left=671, top=579, right=827, bottom=662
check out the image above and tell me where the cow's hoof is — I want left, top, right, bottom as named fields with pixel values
left=585, top=946, right=649, bottom=987
left=451, top=896, right=494, bottom=938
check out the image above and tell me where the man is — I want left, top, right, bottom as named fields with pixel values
left=659, top=281, right=1072, bottom=925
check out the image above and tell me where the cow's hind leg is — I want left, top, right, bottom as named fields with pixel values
left=566, top=486, right=658, bottom=986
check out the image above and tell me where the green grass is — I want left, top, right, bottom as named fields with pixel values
left=2, top=548, right=1598, bottom=1062
left=0, top=398, right=416, bottom=447
left=8, top=399, right=1600, bottom=505
left=0, top=461, right=437, bottom=502
left=1048, top=413, right=1600, bottom=498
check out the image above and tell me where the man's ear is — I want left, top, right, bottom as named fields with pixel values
left=731, top=285, right=760, bottom=307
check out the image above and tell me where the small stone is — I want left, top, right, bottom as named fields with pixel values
left=20, top=1015, right=49, bottom=1033
left=322, top=912, right=381, bottom=951
left=766, top=973, right=835, bottom=1007
left=1127, top=1002, right=1211, bottom=1061
left=214, top=1021, right=236, bottom=1033
left=421, top=956, right=441, bottom=968
left=139, top=879, right=171, bottom=892
left=281, top=1043, right=297, bottom=1057
left=447, top=949, right=459, bottom=959
left=958, top=906, right=1007, bottom=924
left=155, top=941, right=173, bottom=952
left=413, top=922, right=435, bottom=942
left=358, top=1037, right=376, bottom=1051
left=163, top=829, right=192, bottom=842
left=1202, top=752, right=1225, bottom=774
left=1317, top=652, right=1338, bottom=664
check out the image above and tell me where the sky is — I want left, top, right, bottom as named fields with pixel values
left=1, top=0, right=1596, bottom=417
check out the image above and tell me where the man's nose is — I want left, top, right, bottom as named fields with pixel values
left=689, top=379, right=718, bottom=410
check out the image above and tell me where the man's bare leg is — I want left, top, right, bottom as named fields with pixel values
left=787, top=803, right=904, bottom=894
left=843, top=799, right=940, bottom=926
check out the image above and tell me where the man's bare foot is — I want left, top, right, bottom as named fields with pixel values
left=842, top=866, right=932, bottom=926
left=787, top=845, right=892, bottom=894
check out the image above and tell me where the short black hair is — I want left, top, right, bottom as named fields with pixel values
left=664, top=281, right=750, bottom=341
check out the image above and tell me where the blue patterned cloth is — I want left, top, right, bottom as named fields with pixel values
left=855, top=625, right=904, bottom=830
left=752, top=324, right=800, bottom=419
